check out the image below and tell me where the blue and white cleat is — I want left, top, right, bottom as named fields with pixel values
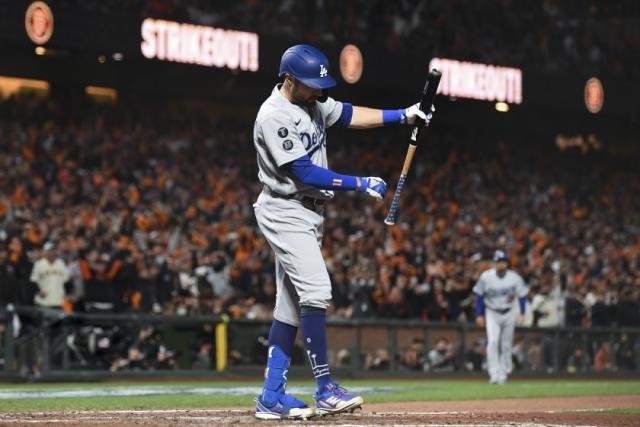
left=255, top=394, right=315, bottom=420
left=314, top=383, right=364, bottom=415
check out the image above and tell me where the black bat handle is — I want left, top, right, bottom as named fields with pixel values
left=411, top=69, right=441, bottom=144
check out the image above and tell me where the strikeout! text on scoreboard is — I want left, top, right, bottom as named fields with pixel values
left=140, top=18, right=259, bottom=72
left=429, top=57, right=522, bottom=104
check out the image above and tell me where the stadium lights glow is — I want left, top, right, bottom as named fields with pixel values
left=85, top=86, right=117, bottom=102
left=584, top=77, right=604, bottom=114
left=0, top=76, right=49, bottom=100
left=495, top=102, right=509, bottom=112
left=112, top=52, right=123, bottom=61
left=429, top=57, right=522, bottom=104
left=25, top=1, right=54, bottom=45
left=98, top=55, right=106, bottom=64
left=34, top=46, right=46, bottom=55
left=339, top=44, right=363, bottom=84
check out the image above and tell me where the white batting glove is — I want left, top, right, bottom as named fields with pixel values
left=402, top=103, right=435, bottom=126
left=359, top=177, right=387, bottom=200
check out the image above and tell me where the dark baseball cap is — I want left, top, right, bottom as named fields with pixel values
left=493, top=250, right=509, bottom=262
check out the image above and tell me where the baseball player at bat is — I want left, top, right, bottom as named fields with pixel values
left=253, top=44, right=432, bottom=420
left=474, top=250, right=528, bottom=384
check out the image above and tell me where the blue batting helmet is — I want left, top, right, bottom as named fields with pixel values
left=493, top=250, right=509, bottom=262
left=279, top=44, right=337, bottom=89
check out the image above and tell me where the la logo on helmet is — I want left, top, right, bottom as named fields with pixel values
left=320, top=64, right=327, bottom=77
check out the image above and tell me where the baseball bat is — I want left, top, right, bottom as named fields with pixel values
left=384, top=69, right=441, bottom=226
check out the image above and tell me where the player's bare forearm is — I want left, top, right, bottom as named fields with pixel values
left=348, top=106, right=384, bottom=129
left=349, top=103, right=430, bottom=129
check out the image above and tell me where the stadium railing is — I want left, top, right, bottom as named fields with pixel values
left=2, top=306, right=638, bottom=380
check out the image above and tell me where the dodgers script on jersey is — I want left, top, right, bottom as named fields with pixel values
left=473, top=268, right=528, bottom=311
left=253, top=85, right=344, bottom=199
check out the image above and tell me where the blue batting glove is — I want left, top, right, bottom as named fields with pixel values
left=359, top=177, right=387, bottom=200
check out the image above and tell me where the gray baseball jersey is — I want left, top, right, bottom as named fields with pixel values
left=253, top=85, right=344, bottom=199
left=473, top=268, right=528, bottom=311
left=474, top=267, right=528, bottom=384
left=253, top=85, right=346, bottom=327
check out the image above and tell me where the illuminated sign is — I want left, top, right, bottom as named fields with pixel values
left=141, top=18, right=259, bottom=71
left=0, top=76, right=49, bottom=100
left=339, top=44, right=363, bottom=84
left=85, top=86, right=118, bottom=103
left=584, top=77, right=604, bottom=113
left=25, top=1, right=54, bottom=45
left=429, top=58, right=522, bottom=104
left=556, top=134, right=602, bottom=153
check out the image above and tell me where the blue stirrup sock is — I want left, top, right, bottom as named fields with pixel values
left=261, top=320, right=298, bottom=407
left=300, top=306, right=333, bottom=391
left=268, top=320, right=297, bottom=356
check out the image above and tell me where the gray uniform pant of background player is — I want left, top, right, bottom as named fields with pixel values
left=254, top=191, right=331, bottom=327
left=485, top=308, right=517, bottom=382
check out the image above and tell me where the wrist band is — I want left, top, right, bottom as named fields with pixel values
left=382, top=109, right=404, bottom=126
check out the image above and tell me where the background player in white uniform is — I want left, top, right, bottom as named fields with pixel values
left=474, top=250, right=528, bottom=384
left=253, top=44, right=431, bottom=420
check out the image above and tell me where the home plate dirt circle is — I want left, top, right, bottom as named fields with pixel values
left=0, top=395, right=637, bottom=426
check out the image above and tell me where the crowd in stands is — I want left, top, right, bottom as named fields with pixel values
left=362, top=333, right=637, bottom=374
left=62, top=0, right=640, bottom=78
left=0, top=91, right=638, bottom=373
left=1, top=92, right=639, bottom=322
left=211, top=0, right=639, bottom=78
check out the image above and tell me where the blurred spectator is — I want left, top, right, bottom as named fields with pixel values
left=195, top=251, right=232, bottom=301
left=111, top=324, right=176, bottom=371
left=590, top=292, right=614, bottom=327
left=464, top=337, right=486, bottom=372
left=401, top=337, right=426, bottom=371
left=0, top=246, right=17, bottom=305
left=364, top=348, right=390, bottom=371
left=616, top=288, right=640, bottom=327
left=30, top=242, right=69, bottom=310
left=527, top=338, right=544, bottom=371
left=192, top=342, right=213, bottom=369
left=425, top=338, right=456, bottom=372
left=615, top=334, right=636, bottom=371
left=154, top=345, right=176, bottom=370
left=593, top=341, right=613, bottom=372
left=377, top=280, right=412, bottom=318
left=564, top=286, right=587, bottom=327
left=511, top=337, right=527, bottom=371
left=566, top=347, right=590, bottom=373
left=531, top=283, right=561, bottom=328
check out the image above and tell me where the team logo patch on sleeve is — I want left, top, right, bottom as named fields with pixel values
left=277, top=127, right=289, bottom=138
left=332, top=178, right=342, bottom=187
left=282, top=139, right=293, bottom=151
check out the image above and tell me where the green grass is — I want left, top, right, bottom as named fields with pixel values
left=0, top=379, right=638, bottom=411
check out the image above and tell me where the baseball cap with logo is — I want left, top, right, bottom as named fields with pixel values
left=493, top=250, right=509, bottom=262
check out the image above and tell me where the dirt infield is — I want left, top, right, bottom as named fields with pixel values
left=0, top=395, right=638, bottom=426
